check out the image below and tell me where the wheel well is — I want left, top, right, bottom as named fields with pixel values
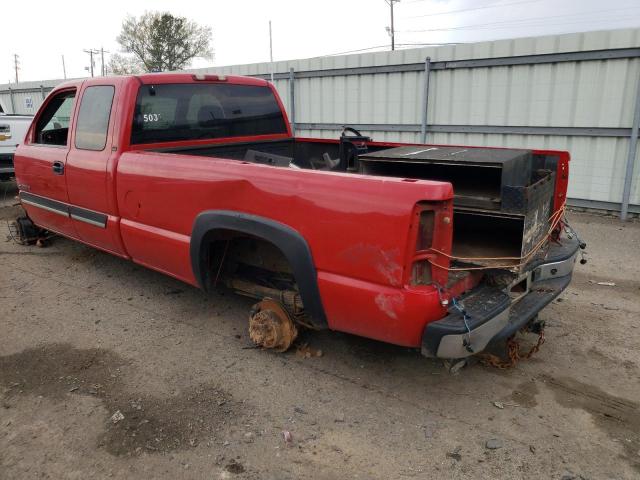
left=204, top=229, right=297, bottom=291
left=190, top=211, right=327, bottom=329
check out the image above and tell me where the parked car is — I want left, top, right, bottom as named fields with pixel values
left=12, top=73, right=583, bottom=364
left=0, top=105, right=33, bottom=180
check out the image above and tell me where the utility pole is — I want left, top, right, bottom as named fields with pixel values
left=83, top=49, right=99, bottom=77
left=100, top=47, right=110, bottom=76
left=269, top=20, right=274, bottom=83
left=387, top=0, right=400, bottom=51
left=13, top=54, right=19, bottom=84
left=61, top=55, right=67, bottom=79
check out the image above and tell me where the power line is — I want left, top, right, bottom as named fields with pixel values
left=399, top=16, right=637, bottom=45
left=398, top=6, right=640, bottom=33
left=315, top=42, right=462, bottom=58
left=401, top=0, right=543, bottom=20
left=322, top=45, right=392, bottom=56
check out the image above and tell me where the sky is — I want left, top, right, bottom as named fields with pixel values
left=4, top=0, right=640, bottom=84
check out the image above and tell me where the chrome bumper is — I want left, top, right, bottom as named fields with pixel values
left=421, top=236, right=580, bottom=359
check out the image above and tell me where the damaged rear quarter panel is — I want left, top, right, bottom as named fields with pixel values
left=116, top=153, right=453, bottom=346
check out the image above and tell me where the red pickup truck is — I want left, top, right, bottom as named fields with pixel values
left=13, top=73, right=582, bottom=363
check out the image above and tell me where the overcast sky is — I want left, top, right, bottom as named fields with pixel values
left=4, top=0, right=640, bottom=83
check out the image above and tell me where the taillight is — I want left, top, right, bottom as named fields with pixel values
left=411, top=260, right=432, bottom=285
left=192, top=74, right=227, bottom=82
left=407, top=203, right=453, bottom=288
left=416, top=210, right=434, bottom=251
left=411, top=210, right=435, bottom=285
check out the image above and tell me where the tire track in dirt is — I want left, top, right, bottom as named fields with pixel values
left=0, top=343, right=246, bottom=457
left=541, top=374, right=640, bottom=473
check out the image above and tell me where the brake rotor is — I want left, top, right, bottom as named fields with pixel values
left=248, top=298, right=298, bottom=352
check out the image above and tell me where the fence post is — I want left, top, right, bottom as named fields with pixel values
left=40, top=85, right=46, bottom=100
left=289, top=68, right=296, bottom=134
left=9, top=87, right=15, bottom=114
left=621, top=74, right=640, bottom=220
left=420, top=57, right=431, bottom=144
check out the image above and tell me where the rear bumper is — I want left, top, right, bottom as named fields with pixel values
left=421, top=236, right=580, bottom=359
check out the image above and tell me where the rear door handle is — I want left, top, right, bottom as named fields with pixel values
left=52, top=161, right=64, bottom=175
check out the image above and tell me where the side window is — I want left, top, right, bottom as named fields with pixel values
left=75, top=86, right=115, bottom=151
left=34, top=90, right=76, bottom=146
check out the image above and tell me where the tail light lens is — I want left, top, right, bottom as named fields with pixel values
left=411, top=260, right=432, bottom=285
left=416, top=210, right=434, bottom=251
left=407, top=203, right=452, bottom=287
left=412, top=211, right=435, bottom=285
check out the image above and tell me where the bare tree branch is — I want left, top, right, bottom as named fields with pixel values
left=108, top=53, right=144, bottom=75
left=115, top=11, right=213, bottom=73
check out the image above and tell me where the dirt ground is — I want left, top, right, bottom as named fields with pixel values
left=1, top=180, right=639, bottom=480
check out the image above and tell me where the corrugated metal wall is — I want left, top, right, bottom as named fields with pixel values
left=2, top=28, right=639, bottom=211
left=0, top=79, right=63, bottom=115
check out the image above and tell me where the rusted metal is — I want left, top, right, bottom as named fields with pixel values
left=8, top=216, right=49, bottom=246
left=228, top=278, right=305, bottom=316
left=479, top=328, right=545, bottom=369
left=248, top=298, right=298, bottom=352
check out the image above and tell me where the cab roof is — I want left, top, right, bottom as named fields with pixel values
left=50, top=72, right=269, bottom=93
left=135, top=73, right=268, bottom=86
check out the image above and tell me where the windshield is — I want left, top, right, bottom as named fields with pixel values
left=130, top=83, right=288, bottom=144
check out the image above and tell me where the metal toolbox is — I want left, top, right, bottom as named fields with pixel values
left=358, top=146, right=557, bottom=270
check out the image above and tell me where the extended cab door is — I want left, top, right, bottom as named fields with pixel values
left=16, top=87, right=79, bottom=239
left=65, top=79, right=127, bottom=256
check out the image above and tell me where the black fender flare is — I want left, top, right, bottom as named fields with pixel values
left=190, top=210, right=327, bottom=329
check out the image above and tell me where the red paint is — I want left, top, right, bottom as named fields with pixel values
left=296, top=137, right=570, bottom=219
left=14, top=74, right=570, bottom=348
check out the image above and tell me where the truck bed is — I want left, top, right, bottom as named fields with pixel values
left=148, top=137, right=559, bottom=272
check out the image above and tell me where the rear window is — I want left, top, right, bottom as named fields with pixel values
left=130, top=83, right=288, bottom=144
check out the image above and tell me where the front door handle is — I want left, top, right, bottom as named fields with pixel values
left=52, top=161, right=64, bottom=175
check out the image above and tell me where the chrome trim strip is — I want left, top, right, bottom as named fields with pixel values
left=436, top=308, right=510, bottom=358
left=69, top=205, right=108, bottom=229
left=535, top=251, right=579, bottom=281
left=20, top=191, right=107, bottom=228
left=21, top=198, right=69, bottom=217
left=434, top=250, right=579, bottom=358
left=70, top=213, right=107, bottom=228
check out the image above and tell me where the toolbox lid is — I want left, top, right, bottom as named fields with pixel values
left=359, top=145, right=532, bottom=168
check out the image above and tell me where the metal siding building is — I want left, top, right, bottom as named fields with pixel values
left=0, top=79, right=67, bottom=115
left=1, top=28, right=639, bottom=212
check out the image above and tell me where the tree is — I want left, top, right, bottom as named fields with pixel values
left=108, top=53, right=144, bottom=75
left=115, top=12, right=213, bottom=72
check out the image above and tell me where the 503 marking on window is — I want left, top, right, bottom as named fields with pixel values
left=143, top=113, right=161, bottom=122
